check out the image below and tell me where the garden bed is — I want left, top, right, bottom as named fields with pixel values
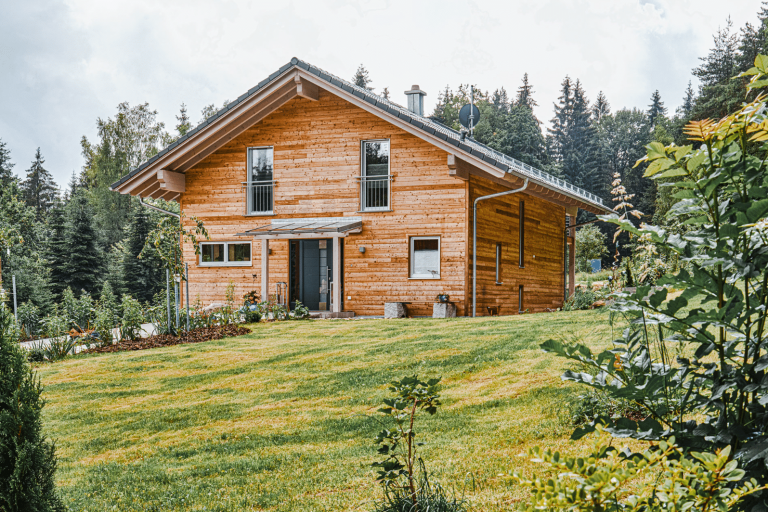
left=80, top=325, right=251, bottom=354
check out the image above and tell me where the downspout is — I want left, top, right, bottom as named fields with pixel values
left=472, top=178, right=528, bottom=317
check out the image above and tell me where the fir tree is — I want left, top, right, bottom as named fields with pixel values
left=515, top=73, right=537, bottom=109
left=0, top=304, right=64, bottom=511
left=692, top=18, right=743, bottom=119
left=122, top=206, right=163, bottom=303
left=381, top=87, right=390, bottom=100
left=176, top=103, right=192, bottom=136
left=591, top=91, right=611, bottom=121
left=0, top=138, right=15, bottom=187
left=21, top=148, right=57, bottom=219
left=491, top=87, right=511, bottom=114
left=62, top=190, right=102, bottom=296
left=46, top=205, right=68, bottom=301
left=352, top=64, right=373, bottom=90
left=647, top=90, right=667, bottom=127
left=678, top=81, right=695, bottom=118
left=493, top=104, right=548, bottom=169
left=430, top=86, right=455, bottom=125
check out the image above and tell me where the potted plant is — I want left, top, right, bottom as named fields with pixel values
left=435, top=292, right=450, bottom=303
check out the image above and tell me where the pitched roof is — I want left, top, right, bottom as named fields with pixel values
left=111, top=57, right=610, bottom=213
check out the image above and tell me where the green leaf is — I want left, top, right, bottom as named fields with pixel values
left=657, top=167, right=689, bottom=178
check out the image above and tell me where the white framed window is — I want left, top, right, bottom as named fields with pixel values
left=199, top=242, right=252, bottom=267
left=409, top=236, right=440, bottom=279
left=246, top=146, right=274, bottom=215
left=360, top=140, right=390, bottom=211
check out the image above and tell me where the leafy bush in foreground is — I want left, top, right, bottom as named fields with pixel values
left=544, top=56, right=768, bottom=510
left=0, top=304, right=64, bottom=511
left=509, top=430, right=765, bottom=512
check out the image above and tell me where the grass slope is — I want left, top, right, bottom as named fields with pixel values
left=39, top=310, right=617, bottom=511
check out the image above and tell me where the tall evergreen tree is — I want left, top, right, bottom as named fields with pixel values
left=691, top=18, right=743, bottom=119
left=591, top=91, right=611, bottom=121
left=0, top=138, right=15, bottom=187
left=21, top=148, right=57, bottom=219
left=122, top=206, right=163, bottom=303
left=678, top=81, right=695, bottom=118
left=0, top=305, right=64, bottom=512
left=515, top=74, right=537, bottom=109
left=647, top=90, right=667, bottom=127
left=46, top=205, right=68, bottom=301
left=548, top=77, right=601, bottom=193
left=175, top=103, right=192, bottom=137
left=62, top=190, right=102, bottom=296
left=352, top=64, right=373, bottom=90
left=381, top=87, right=390, bottom=100
left=493, top=104, right=548, bottom=169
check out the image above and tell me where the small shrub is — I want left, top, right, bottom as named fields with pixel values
left=370, top=376, right=466, bottom=512
left=120, top=295, right=143, bottom=341
left=148, top=291, right=177, bottom=336
left=16, top=301, right=41, bottom=340
left=239, top=303, right=262, bottom=324
left=242, top=290, right=260, bottom=304
left=99, top=281, right=121, bottom=328
left=39, top=311, right=76, bottom=362
left=290, top=301, right=310, bottom=320
left=92, top=307, right=115, bottom=346
left=562, top=288, right=596, bottom=311
left=62, top=287, right=94, bottom=332
left=507, top=429, right=766, bottom=512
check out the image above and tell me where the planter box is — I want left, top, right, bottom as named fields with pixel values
left=432, top=303, right=456, bottom=318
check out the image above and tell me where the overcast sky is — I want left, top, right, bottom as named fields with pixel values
left=0, top=0, right=762, bottom=187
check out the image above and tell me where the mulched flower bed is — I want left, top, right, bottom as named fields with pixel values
left=81, top=325, right=251, bottom=354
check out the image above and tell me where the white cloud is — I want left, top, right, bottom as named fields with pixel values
left=0, top=0, right=761, bottom=186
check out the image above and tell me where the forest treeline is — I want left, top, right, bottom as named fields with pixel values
left=2, top=4, right=767, bottom=312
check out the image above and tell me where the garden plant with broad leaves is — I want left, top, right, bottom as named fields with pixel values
left=542, top=55, right=768, bottom=510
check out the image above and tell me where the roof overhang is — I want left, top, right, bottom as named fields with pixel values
left=111, top=58, right=612, bottom=215
left=236, top=217, right=363, bottom=239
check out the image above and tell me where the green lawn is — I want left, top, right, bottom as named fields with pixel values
left=38, top=310, right=622, bottom=511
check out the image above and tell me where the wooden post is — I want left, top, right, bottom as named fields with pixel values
left=332, top=236, right=341, bottom=313
left=261, top=239, right=269, bottom=302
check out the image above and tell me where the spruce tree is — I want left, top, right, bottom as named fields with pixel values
left=352, top=64, right=373, bottom=90
left=176, top=103, right=191, bottom=136
left=0, top=304, right=64, bottom=511
left=591, top=91, right=611, bottom=121
left=678, top=81, right=695, bottom=118
left=692, top=18, right=743, bottom=119
left=46, top=205, right=68, bottom=301
left=515, top=73, right=537, bottom=109
left=381, top=87, right=390, bottom=100
left=122, top=206, right=163, bottom=303
left=21, top=148, right=57, bottom=219
left=62, top=190, right=102, bottom=295
left=0, top=138, right=15, bottom=188
left=647, top=90, right=667, bottom=128
left=494, top=104, right=548, bottom=169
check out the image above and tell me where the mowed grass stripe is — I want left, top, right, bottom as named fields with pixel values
left=38, top=311, right=617, bottom=511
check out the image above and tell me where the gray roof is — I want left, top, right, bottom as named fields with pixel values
left=111, top=57, right=608, bottom=211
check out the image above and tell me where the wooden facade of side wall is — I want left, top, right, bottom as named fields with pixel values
left=469, top=174, right=566, bottom=315
left=180, top=90, right=468, bottom=316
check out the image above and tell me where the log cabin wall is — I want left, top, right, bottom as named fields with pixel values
left=469, top=174, right=566, bottom=315
left=180, top=90, right=468, bottom=316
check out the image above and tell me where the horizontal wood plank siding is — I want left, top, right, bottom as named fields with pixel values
left=181, top=90, right=468, bottom=315
left=469, top=174, right=565, bottom=315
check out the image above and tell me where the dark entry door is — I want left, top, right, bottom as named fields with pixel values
left=291, top=240, right=332, bottom=311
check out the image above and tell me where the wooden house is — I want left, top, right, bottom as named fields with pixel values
left=111, top=58, right=611, bottom=317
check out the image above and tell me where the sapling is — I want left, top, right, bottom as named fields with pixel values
left=372, top=375, right=441, bottom=511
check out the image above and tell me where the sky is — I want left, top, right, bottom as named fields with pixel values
left=0, top=0, right=762, bottom=187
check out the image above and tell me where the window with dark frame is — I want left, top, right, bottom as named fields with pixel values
left=495, top=243, right=502, bottom=284
left=361, top=140, right=390, bottom=211
left=200, top=242, right=252, bottom=266
left=518, top=200, right=525, bottom=268
left=519, top=285, right=524, bottom=312
left=247, top=147, right=274, bottom=214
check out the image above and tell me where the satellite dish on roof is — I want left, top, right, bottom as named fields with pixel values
left=459, top=104, right=481, bottom=130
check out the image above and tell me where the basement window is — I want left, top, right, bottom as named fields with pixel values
left=410, top=236, right=440, bottom=279
left=200, top=242, right=252, bottom=267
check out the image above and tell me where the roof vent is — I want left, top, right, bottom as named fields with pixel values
left=404, top=85, right=427, bottom=116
